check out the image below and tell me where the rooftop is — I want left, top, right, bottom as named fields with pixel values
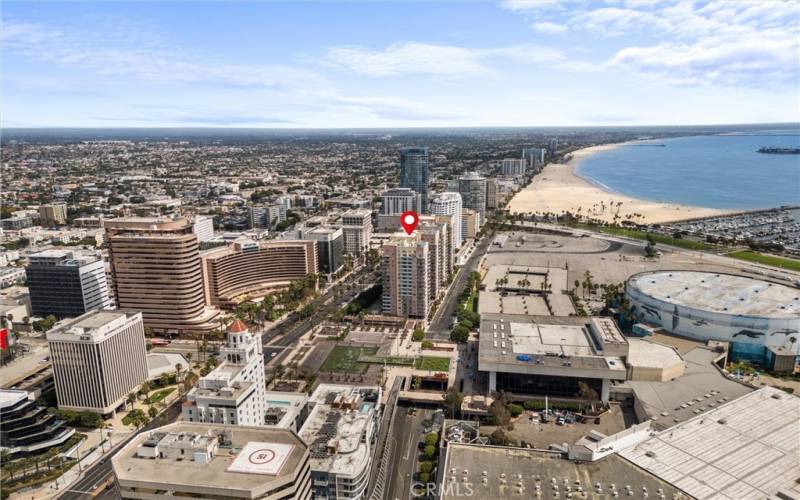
left=298, top=384, right=380, bottom=478
left=619, top=386, right=800, bottom=500
left=112, top=422, right=307, bottom=497
left=628, top=271, right=800, bottom=318
left=46, top=310, right=141, bottom=342
left=479, top=315, right=626, bottom=376
left=440, top=444, right=687, bottom=500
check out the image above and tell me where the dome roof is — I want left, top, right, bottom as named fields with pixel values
left=228, top=319, right=249, bottom=333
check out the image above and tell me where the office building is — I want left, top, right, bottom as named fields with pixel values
left=399, top=147, right=429, bottom=212
left=183, top=320, right=267, bottom=426
left=0, top=267, right=26, bottom=289
left=25, top=249, right=112, bottom=319
left=458, top=172, right=487, bottom=217
left=299, top=384, right=382, bottom=500
left=105, top=218, right=219, bottom=335
left=113, top=422, right=311, bottom=500
left=429, top=192, right=463, bottom=250
left=47, top=310, right=148, bottom=415
left=500, top=158, right=527, bottom=177
left=461, top=208, right=480, bottom=239
left=304, top=226, right=344, bottom=276
left=1, top=215, right=33, bottom=231
left=38, top=203, right=68, bottom=226
left=479, top=315, right=628, bottom=403
left=485, top=178, right=498, bottom=210
left=0, top=389, right=75, bottom=457
left=341, top=209, right=372, bottom=255
left=381, top=233, right=430, bottom=318
left=249, top=204, right=287, bottom=229
left=201, top=240, right=317, bottom=309
left=381, top=188, right=419, bottom=215
left=192, top=215, right=215, bottom=242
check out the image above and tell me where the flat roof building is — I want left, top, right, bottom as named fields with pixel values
left=381, top=232, right=430, bottom=319
left=304, top=226, right=344, bottom=276
left=299, top=384, right=382, bottom=500
left=479, top=315, right=628, bottom=402
left=25, top=249, right=112, bottom=319
left=341, top=209, right=373, bottom=256
left=112, top=422, right=311, bottom=499
left=105, top=217, right=219, bottom=335
left=47, top=310, right=148, bottom=415
left=619, top=386, right=800, bottom=500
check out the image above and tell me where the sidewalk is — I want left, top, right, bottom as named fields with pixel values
left=11, top=428, right=132, bottom=500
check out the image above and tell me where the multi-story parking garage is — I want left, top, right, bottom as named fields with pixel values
left=626, top=270, right=800, bottom=362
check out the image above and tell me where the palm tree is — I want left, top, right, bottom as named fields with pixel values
left=175, top=363, right=184, bottom=385
left=139, top=381, right=152, bottom=404
left=127, top=392, right=137, bottom=410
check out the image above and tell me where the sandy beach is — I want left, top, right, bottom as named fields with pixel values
left=507, top=143, right=734, bottom=225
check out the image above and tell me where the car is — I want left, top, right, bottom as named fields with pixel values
left=270, top=352, right=277, bottom=358
left=556, top=417, right=566, bottom=426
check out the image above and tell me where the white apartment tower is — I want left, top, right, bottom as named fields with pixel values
left=501, top=158, right=527, bottom=176
left=47, top=310, right=148, bottom=415
left=428, top=192, right=463, bottom=250
left=341, top=209, right=372, bottom=255
left=183, top=320, right=267, bottom=426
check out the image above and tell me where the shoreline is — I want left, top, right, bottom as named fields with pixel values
left=507, top=142, right=737, bottom=225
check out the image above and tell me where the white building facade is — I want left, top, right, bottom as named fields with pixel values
left=429, top=192, right=463, bottom=250
left=47, top=310, right=148, bottom=414
left=341, top=209, right=372, bottom=256
left=183, top=320, right=268, bottom=426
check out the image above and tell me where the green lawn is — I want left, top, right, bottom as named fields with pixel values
left=358, top=354, right=416, bottom=366
left=727, top=250, right=800, bottom=272
left=147, top=387, right=175, bottom=404
left=575, top=224, right=716, bottom=251
left=321, top=345, right=378, bottom=374
left=414, top=356, right=451, bottom=372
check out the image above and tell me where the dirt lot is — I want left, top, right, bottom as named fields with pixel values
left=481, top=404, right=633, bottom=449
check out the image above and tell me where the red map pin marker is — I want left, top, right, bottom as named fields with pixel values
left=400, top=210, right=419, bottom=235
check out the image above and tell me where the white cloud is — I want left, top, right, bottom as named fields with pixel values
left=531, top=21, right=569, bottom=34
left=323, top=42, right=571, bottom=77
left=500, top=0, right=565, bottom=13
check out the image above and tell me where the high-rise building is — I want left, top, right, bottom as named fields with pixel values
left=486, top=178, right=498, bottom=210
left=113, top=422, right=311, bottom=500
left=192, top=215, right=215, bottom=242
left=501, top=158, right=527, bottom=177
left=429, top=192, right=463, bottom=250
left=304, top=226, right=344, bottom=276
left=458, top=172, right=487, bottom=218
left=201, top=240, right=317, bottom=309
left=418, top=216, right=450, bottom=300
left=183, top=320, right=267, bottom=426
left=249, top=204, right=287, bottom=229
left=341, top=209, right=372, bottom=255
left=548, top=138, right=559, bottom=155
left=25, top=249, right=112, bottom=319
left=299, top=384, right=381, bottom=500
left=47, top=310, right=148, bottom=415
left=399, top=147, right=429, bottom=212
left=381, top=187, right=419, bottom=215
left=105, top=218, right=219, bottom=335
left=522, top=147, right=546, bottom=171
left=381, top=233, right=430, bottom=318
left=462, top=208, right=481, bottom=240
left=38, top=203, right=68, bottom=226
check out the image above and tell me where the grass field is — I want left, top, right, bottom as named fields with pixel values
left=358, top=354, right=415, bottom=366
left=414, top=356, right=451, bottom=372
left=147, top=387, right=175, bottom=404
left=575, top=224, right=716, bottom=251
left=727, top=250, right=800, bottom=272
left=321, top=345, right=378, bottom=374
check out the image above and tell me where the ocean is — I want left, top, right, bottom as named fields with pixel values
left=576, top=132, right=800, bottom=210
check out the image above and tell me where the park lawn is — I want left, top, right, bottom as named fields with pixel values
left=727, top=250, right=800, bottom=272
left=321, top=345, right=378, bottom=374
left=576, top=224, right=716, bottom=251
left=147, top=387, right=175, bottom=404
left=358, top=354, right=415, bottom=366
left=415, top=356, right=451, bottom=372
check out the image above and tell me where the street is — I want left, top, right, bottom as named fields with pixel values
left=385, top=406, right=434, bottom=500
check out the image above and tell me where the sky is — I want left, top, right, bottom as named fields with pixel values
left=2, top=0, right=799, bottom=128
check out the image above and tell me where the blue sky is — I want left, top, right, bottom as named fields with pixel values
left=3, top=0, right=799, bottom=128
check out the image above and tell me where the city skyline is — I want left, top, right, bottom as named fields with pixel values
left=3, top=0, right=799, bottom=128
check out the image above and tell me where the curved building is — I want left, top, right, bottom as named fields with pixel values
left=106, top=218, right=219, bottom=335
left=201, top=240, right=317, bottom=308
left=429, top=192, right=463, bottom=250
left=626, top=271, right=800, bottom=360
left=1, top=389, right=75, bottom=456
